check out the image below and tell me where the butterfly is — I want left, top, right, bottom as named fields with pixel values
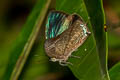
left=44, top=10, right=91, bottom=66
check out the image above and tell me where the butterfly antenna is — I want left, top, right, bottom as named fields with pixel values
left=85, top=16, right=90, bottom=26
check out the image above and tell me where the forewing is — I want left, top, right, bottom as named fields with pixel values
left=45, top=11, right=70, bottom=39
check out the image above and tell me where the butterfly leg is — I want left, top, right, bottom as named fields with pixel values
left=70, top=55, right=80, bottom=59
left=85, top=16, right=90, bottom=25
left=59, top=61, right=73, bottom=66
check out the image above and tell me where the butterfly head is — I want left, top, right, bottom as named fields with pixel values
left=50, top=58, right=58, bottom=62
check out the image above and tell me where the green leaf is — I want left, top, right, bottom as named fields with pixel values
left=109, top=62, right=120, bottom=80
left=56, top=0, right=109, bottom=80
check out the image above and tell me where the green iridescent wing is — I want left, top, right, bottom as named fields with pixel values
left=45, top=11, right=71, bottom=39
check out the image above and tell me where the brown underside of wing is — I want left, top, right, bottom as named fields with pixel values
left=44, top=14, right=90, bottom=61
left=64, top=19, right=89, bottom=57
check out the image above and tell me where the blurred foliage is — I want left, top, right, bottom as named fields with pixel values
left=103, top=0, right=120, bottom=79
left=103, top=0, right=120, bottom=68
left=109, top=62, right=120, bottom=80
left=0, top=0, right=36, bottom=79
